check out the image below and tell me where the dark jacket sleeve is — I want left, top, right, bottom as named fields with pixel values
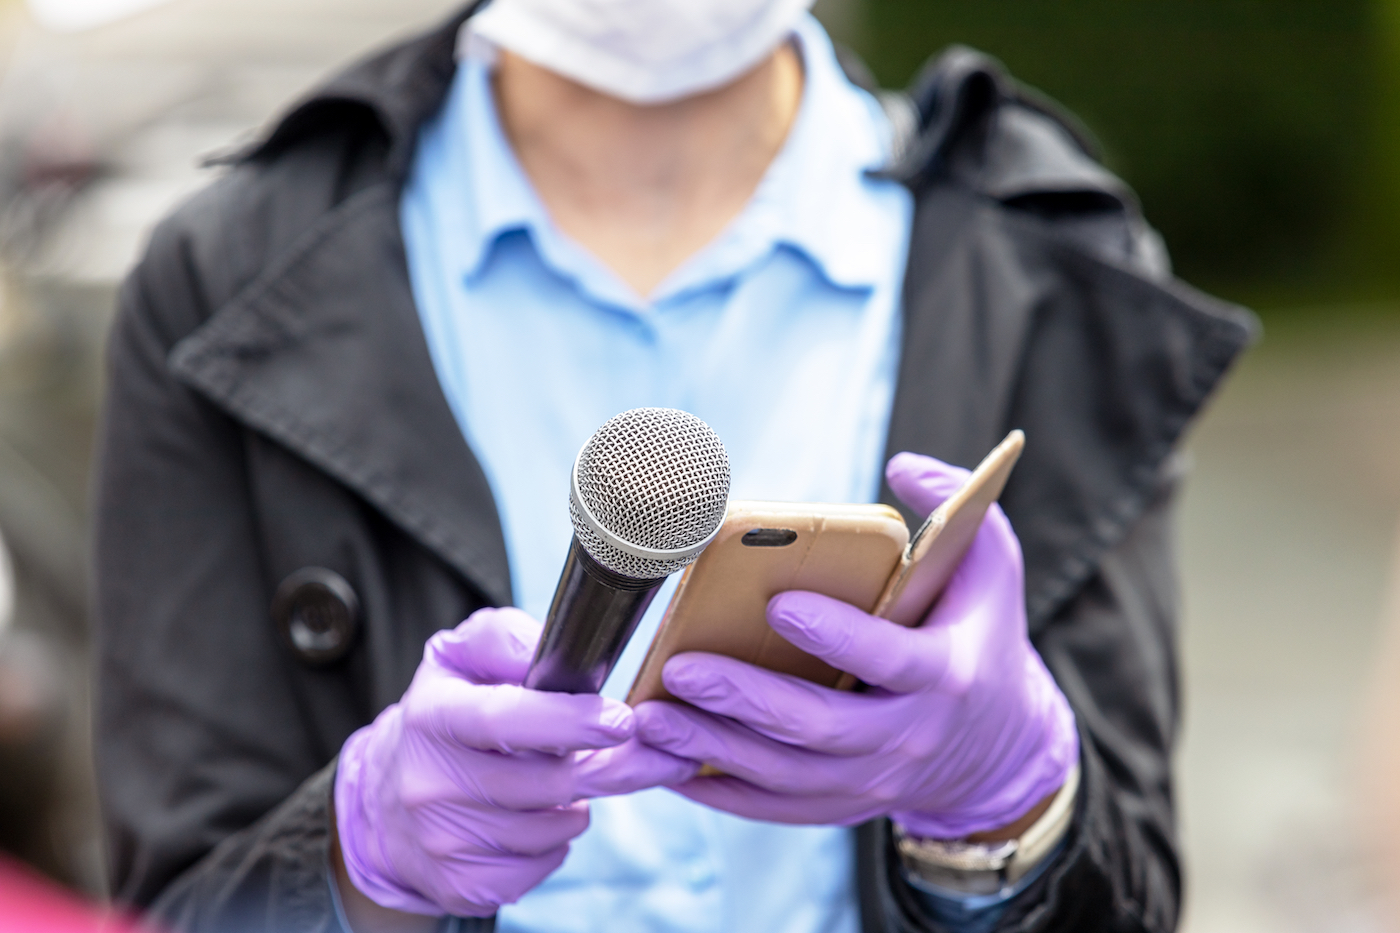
left=862, top=462, right=1185, bottom=933
left=93, top=208, right=343, bottom=930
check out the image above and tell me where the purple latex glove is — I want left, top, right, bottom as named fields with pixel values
left=634, top=452, right=1078, bottom=838
left=335, top=607, right=698, bottom=917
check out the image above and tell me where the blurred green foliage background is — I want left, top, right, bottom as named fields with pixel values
left=833, top=0, right=1400, bottom=312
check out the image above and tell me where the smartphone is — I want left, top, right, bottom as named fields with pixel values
left=626, top=501, right=909, bottom=704
left=625, top=430, right=1025, bottom=704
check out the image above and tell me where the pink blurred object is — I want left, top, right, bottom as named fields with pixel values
left=0, top=853, right=144, bottom=933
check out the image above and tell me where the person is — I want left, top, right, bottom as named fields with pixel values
left=92, top=1, right=1256, bottom=931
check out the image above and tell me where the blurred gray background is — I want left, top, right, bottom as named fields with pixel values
left=0, top=0, right=1396, bottom=930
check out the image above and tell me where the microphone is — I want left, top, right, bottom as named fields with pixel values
left=523, top=408, right=731, bottom=694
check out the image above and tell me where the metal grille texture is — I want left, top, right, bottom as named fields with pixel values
left=571, top=408, right=731, bottom=579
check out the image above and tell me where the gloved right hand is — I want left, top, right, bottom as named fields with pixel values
left=334, top=607, right=697, bottom=917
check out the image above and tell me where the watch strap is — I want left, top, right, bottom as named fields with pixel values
left=894, top=764, right=1080, bottom=895
left=1008, top=763, right=1079, bottom=880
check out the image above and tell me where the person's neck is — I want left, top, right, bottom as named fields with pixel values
left=492, top=44, right=804, bottom=299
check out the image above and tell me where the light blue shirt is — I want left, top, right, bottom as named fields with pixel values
left=401, top=15, right=916, bottom=933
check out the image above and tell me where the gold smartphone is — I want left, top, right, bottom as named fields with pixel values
left=626, top=500, right=909, bottom=704
left=625, top=430, right=1025, bottom=705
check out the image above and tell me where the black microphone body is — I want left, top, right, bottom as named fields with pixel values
left=523, top=538, right=664, bottom=694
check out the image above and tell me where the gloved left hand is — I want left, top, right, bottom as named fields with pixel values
left=335, top=608, right=698, bottom=918
left=633, top=452, right=1079, bottom=837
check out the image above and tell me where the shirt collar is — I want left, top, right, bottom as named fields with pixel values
left=448, top=13, right=899, bottom=307
left=661, top=14, right=900, bottom=296
left=451, top=58, right=550, bottom=283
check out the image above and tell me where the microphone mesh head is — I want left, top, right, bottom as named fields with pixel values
left=570, top=408, right=731, bottom=579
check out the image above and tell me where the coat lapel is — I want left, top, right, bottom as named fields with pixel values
left=880, top=50, right=1257, bottom=631
left=879, top=186, right=1036, bottom=479
left=169, top=181, right=513, bottom=608
left=883, top=188, right=1254, bottom=631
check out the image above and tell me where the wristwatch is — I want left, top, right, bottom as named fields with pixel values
left=893, top=765, right=1080, bottom=896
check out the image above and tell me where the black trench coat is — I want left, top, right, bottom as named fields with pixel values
left=92, top=6, right=1256, bottom=932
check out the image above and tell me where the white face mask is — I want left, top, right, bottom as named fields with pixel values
left=469, top=0, right=815, bottom=105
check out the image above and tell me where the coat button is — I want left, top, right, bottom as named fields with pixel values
left=271, top=568, right=360, bottom=666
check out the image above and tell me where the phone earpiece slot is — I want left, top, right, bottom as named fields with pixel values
left=741, top=528, right=798, bottom=547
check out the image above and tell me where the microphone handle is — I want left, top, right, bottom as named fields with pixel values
left=523, top=537, right=665, bottom=693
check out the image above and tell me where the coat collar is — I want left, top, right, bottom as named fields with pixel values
left=231, top=2, right=484, bottom=179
